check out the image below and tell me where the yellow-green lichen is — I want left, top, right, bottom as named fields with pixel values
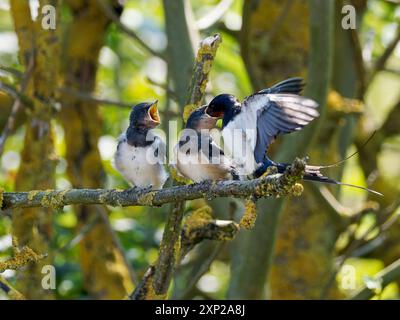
left=328, top=90, right=364, bottom=114
left=183, top=104, right=197, bottom=123
left=0, top=188, right=3, bottom=209
left=260, top=165, right=278, bottom=177
left=40, top=189, right=68, bottom=210
left=185, top=205, right=213, bottom=227
left=27, top=190, right=40, bottom=201
left=197, top=35, right=221, bottom=57
left=170, top=166, right=192, bottom=185
left=137, top=191, right=156, bottom=206
left=290, top=183, right=304, bottom=197
left=240, top=198, right=257, bottom=230
left=202, top=60, right=212, bottom=74
left=0, top=237, right=46, bottom=273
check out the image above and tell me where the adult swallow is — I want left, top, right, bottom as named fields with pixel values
left=205, top=78, right=382, bottom=195
left=114, top=101, right=168, bottom=190
left=174, top=106, right=239, bottom=182
left=205, top=78, right=314, bottom=176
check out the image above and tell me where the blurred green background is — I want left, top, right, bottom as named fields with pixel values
left=0, top=0, right=399, bottom=300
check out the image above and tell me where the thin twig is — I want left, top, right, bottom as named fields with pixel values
left=0, top=65, right=23, bottom=78
left=320, top=200, right=400, bottom=299
left=351, top=258, right=400, bottom=300
left=59, top=87, right=133, bottom=108
left=349, top=26, right=367, bottom=98
left=0, top=276, right=25, bottom=300
left=196, top=0, right=234, bottom=30
left=129, top=218, right=238, bottom=300
left=0, top=58, right=33, bottom=157
left=178, top=243, right=223, bottom=299
left=146, top=77, right=178, bottom=102
left=367, top=24, right=400, bottom=87
left=96, top=0, right=165, bottom=59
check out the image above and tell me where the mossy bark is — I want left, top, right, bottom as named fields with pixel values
left=229, top=0, right=336, bottom=299
left=240, top=0, right=310, bottom=91
left=11, top=0, right=60, bottom=299
left=59, top=0, right=134, bottom=299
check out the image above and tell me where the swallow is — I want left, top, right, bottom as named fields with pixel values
left=174, top=106, right=238, bottom=183
left=114, top=101, right=168, bottom=190
left=205, top=78, right=382, bottom=195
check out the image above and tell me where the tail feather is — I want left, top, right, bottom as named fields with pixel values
left=304, top=166, right=382, bottom=196
left=254, top=161, right=382, bottom=196
left=258, top=77, right=305, bottom=95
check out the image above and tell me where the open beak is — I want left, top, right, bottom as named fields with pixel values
left=204, top=106, right=219, bottom=118
left=204, top=105, right=224, bottom=118
left=148, top=100, right=160, bottom=124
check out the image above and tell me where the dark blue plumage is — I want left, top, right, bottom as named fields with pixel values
left=204, top=77, right=381, bottom=195
left=114, top=101, right=168, bottom=189
left=175, top=106, right=239, bottom=182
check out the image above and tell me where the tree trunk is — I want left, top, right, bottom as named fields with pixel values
left=228, top=0, right=335, bottom=299
left=11, top=0, right=60, bottom=299
left=59, top=0, right=134, bottom=299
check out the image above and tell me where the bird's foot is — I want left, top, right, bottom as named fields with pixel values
left=140, top=185, right=153, bottom=193
left=127, top=185, right=139, bottom=193
left=199, top=179, right=213, bottom=186
left=127, top=185, right=153, bottom=194
left=260, top=166, right=278, bottom=178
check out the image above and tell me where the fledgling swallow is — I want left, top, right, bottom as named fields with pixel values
left=174, top=106, right=238, bottom=183
left=205, top=77, right=382, bottom=195
left=114, top=101, right=168, bottom=190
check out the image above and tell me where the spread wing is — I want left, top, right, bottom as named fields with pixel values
left=257, top=77, right=305, bottom=95
left=242, top=93, right=319, bottom=163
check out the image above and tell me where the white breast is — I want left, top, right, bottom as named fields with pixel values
left=174, top=145, right=234, bottom=183
left=222, top=117, right=257, bottom=176
left=114, top=133, right=168, bottom=190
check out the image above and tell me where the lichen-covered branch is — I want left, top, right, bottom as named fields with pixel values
left=180, top=206, right=239, bottom=257
left=183, top=33, right=222, bottom=121
left=149, top=33, right=222, bottom=297
left=1, top=158, right=305, bottom=210
left=129, top=206, right=240, bottom=300
left=0, top=237, right=45, bottom=274
left=0, top=276, right=25, bottom=300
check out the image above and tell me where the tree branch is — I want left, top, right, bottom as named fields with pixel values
left=129, top=207, right=240, bottom=300
left=147, top=33, right=221, bottom=297
left=196, top=0, right=234, bottom=30
left=351, top=258, right=400, bottom=300
left=183, top=33, right=222, bottom=121
left=368, top=24, right=400, bottom=85
left=0, top=276, right=25, bottom=300
left=96, top=0, right=165, bottom=59
left=0, top=58, right=33, bottom=157
left=1, top=159, right=305, bottom=211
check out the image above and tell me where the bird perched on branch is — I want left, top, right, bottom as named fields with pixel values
left=114, top=101, right=168, bottom=190
left=174, top=106, right=239, bottom=182
left=204, top=77, right=382, bottom=195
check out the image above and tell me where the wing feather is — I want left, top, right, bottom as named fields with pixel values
left=241, top=93, right=319, bottom=163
